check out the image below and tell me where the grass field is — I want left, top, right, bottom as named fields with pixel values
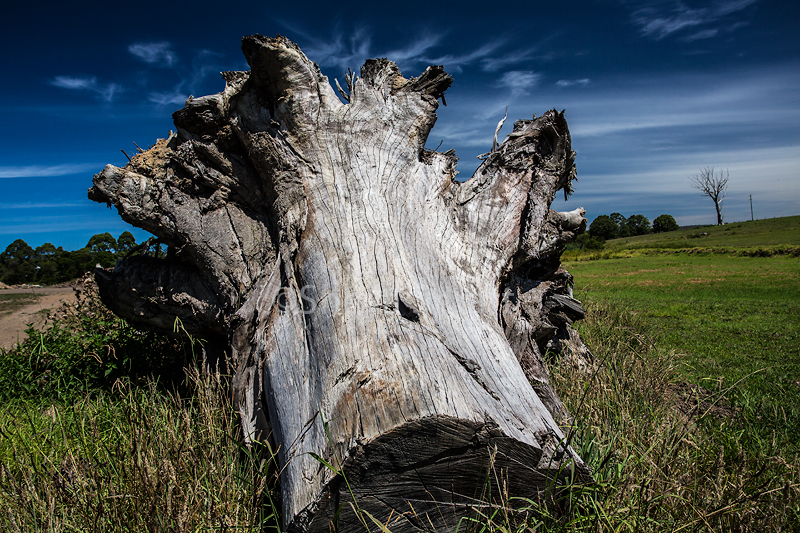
left=564, top=215, right=800, bottom=454
left=604, top=215, right=800, bottom=250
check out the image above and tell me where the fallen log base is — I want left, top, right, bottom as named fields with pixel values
left=301, top=416, right=585, bottom=533
left=88, top=34, right=595, bottom=531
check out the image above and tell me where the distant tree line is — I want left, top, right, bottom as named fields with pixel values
left=588, top=213, right=680, bottom=240
left=0, top=232, right=160, bottom=286
left=567, top=213, right=679, bottom=251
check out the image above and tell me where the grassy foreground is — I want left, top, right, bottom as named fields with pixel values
left=1, top=266, right=799, bottom=530
left=563, top=215, right=800, bottom=456
left=0, top=373, right=279, bottom=531
left=0, top=279, right=281, bottom=531
left=551, top=301, right=800, bottom=531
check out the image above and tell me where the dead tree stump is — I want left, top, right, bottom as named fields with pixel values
left=89, top=34, right=593, bottom=532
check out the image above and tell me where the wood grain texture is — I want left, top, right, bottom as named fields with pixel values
left=89, top=34, right=594, bottom=532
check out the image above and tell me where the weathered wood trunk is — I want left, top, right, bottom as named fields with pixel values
left=89, top=35, right=593, bottom=532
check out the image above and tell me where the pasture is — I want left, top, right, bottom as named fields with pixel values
left=564, top=216, right=800, bottom=453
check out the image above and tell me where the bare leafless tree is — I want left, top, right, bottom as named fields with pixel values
left=691, top=166, right=729, bottom=225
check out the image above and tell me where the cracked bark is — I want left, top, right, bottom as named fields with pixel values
left=89, top=35, right=594, bottom=533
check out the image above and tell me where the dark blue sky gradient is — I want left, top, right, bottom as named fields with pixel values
left=1, top=0, right=798, bottom=251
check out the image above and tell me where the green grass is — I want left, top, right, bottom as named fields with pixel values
left=563, top=217, right=800, bottom=455
left=0, top=371, right=280, bottom=532
left=0, top=277, right=281, bottom=532
left=605, top=215, right=800, bottom=250
left=545, top=300, right=800, bottom=531
left=0, top=279, right=195, bottom=404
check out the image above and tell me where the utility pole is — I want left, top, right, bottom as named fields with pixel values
left=750, top=194, right=754, bottom=221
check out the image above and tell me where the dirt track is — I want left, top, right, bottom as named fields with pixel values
left=0, top=287, right=76, bottom=350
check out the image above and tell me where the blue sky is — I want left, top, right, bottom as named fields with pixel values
left=1, top=0, right=798, bottom=251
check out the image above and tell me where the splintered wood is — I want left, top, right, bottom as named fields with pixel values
left=89, top=35, right=593, bottom=532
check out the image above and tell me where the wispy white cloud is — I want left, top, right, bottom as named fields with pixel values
left=0, top=163, right=101, bottom=178
left=554, top=145, right=800, bottom=225
left=556, top=78, right=591, bottom=87
left=714, top=0, right=759, bottom=17
left=303, top=30, right=476, bottom=73
left=51, top=44, right=211, bottom=108
left=681, top=28, right=719, bottom=41
left=630, top=0, right=758, bottom=41
left=385, top=34, right=442, bottom=64
left=187, top=49, right=223, bottom=88
left=51, top=76, right=96, bottom=90
left=481, top=48, right=540, bottom=72
left=496, top=71, right=541, bottom=96
left=564, top=71, right=800, bottom=138
left=425, top=61, right=800, bottom=223
left=128, top=42, right=177, bottom=67
left=303, top=28, right=373, bottom=72
left=148, top=90, right=188, bottom=106
left=141, top=49, right=221, bottom=108
left=635, top=6, right=706, bottom=39
left=51, top=76, right=121, bottom=102
left=426, top=41, right=505, bottom=72
left=295, top=27, right=528, bottom=77
left=727, top=20, right=750, bottom=32
left=564, top=147, right=799, bottom=195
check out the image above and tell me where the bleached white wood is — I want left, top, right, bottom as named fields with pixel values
left=89, top=35, right=593, bottom=533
